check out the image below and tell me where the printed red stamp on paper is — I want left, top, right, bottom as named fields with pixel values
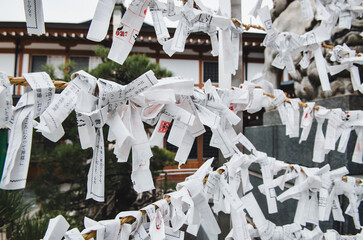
left=158, top=121, right=170, bottom=133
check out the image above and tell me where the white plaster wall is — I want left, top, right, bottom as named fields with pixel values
left=131, top=46, right=156, bottom=54
left=248, top=52, right=264, bottom=59
left=72, top=44, right=98, bottom=51
left=176, top=48, right=199, bottom=56
left=0, top=53, right=15, bottom=75
left=159, top=59, right=199, bottom=84
left=0, top=42, right=15, bottom=48
left=247, top=62, right=264, bottom=81
left=89, top=56, right=102, bottom=70
left=203, top=51, right=216, bottom=57
left=47, top=55, right=65, bottom=79
left=283, top=68, right=289, bottom=82
left=22, top=54, right=29, bottom=74
left=27, top=43, right=65, bottom=50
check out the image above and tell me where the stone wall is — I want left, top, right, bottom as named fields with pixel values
left=245, top=95, right=363, bottom=234
left=264, top=1, right=363, bottom=101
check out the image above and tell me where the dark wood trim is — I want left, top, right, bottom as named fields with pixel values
left=148, top=53, right=217, bottom=61
left=65, top=46, right=70, bottom=73
left=22, top=49, right=96, bottom=56
left=155, top=49, right=160, bottom=64
left=242, top=57, right=245, bottom=83
left=1, top=47, right=218, bottom=61
left=243, top=50, right=248, bottom=82
left=17, top=51, right=24, bottom=94
left=0, top=48, right=15, bottom=53
left=0, top=22, right=266, bottom=41
left=243, top=46, right=265, bottom=53
left=0, top=22, right=266, bottom=62
left=0, top=36, right=103, bottom=45
left=199, top=58, right=203, bottom=88
left=18, top=52, right=24, bottom=76
left=28, top=53, right=32, bottom=73
left=14, top=39, right=20, bottom=78
left=247, top=58, right=264, bottom=63
left=197, top=136, right=203, bottom=161
left=198, top=52, right=203, bottom=88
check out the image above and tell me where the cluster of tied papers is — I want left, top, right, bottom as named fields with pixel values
left=42, top=158, right=363, bottom=240
left=87, top=0, right=240, bottom=74
left=0, top=70, right=363, bottom=200
left=86, top=0, right=363, bottom=91
left=1, top=69, right=363, bottom=240
left=22, top=0, right=363, bottom=92
left=6, top=0, right=363, bottom=238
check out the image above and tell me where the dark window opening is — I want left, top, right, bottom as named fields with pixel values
left=31, top=55, right=47, bottom=72
left=203, top=62, right=218, bottom=83
left=165, top=125, right=198, bottom=160
left=70, top=56, right=89, bottom=71
left=202, top=129, right=219, bottom=160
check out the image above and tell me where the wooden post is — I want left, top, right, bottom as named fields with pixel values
left=0, top=129, right=7, bottom=180
left=199, top=52, right=203, bottom=88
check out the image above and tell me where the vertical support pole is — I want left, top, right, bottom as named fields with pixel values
left=231, top=0, right=243, bottom=87
left=232, top=0, right=244, bottom=234
left=231, top=0, right=243, bottom=141
left=218, top=30, right=232, bottom=89
left=65, top=46, right=70, bottom=75
left=155, top=49, right=160, bottom=64
left=113, top=1, right=123, bottom=39
left=13, top=39, right=20, bottom=77
left=199, top=52, right=203, bottom=89
left=218, top=0, right=232, bottom=89
left=197, top=136, right=203, bottom=161
left=13, top=39, right=20, bottom=96
left=17, top=48, right=24, bottom=95
left=164, top=172, right=168, bottom=193
left=0, top=129, right=7, bottom=181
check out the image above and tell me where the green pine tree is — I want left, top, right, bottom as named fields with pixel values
left=28, top=50, right=175, bottom=228
left=90, top=46, right=172, bottom=84
left=1, top=50, right=176, bottom=239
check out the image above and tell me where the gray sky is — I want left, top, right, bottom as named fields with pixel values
left=0, top=0, right=272, bottom=32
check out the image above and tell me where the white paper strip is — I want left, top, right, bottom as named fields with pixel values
left=23, top=0, right=45, bottom=35
left=87, top=0, right=117, bottom=42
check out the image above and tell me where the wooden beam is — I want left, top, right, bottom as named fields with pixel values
left=22, top=48, right=96, bottom=56
left=17, top=52, right=24, bottom=94
left=17, top=52, right=24, bottom=76
left=0, top=48, right=15, bottom=53
left=197, top=136, right=203, bottom=161
left=155, top=49, right=160, bottom=64
left=198, top=56, right=203, bottom=89
left=247, top=58, right=264, bottom=63
left=65, top=46, right=70, bottom=74
left=146, top=52, right=217, bottom=61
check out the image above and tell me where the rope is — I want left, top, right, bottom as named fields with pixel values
left=321, top=42, right=362, bottom=56
left=12, top=74, right=362, bottom=113
left=81, top=166, right=361, bottom=239
left=8, top=76, right=69, bottom=89
left=229, top=19, right=362, bottom=56
left=82, top=196, right=170, bottom=239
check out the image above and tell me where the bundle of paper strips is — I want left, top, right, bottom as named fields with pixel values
left=22, top=0, right=363, bottom=91
left=1, top=71, right=363, bottom=201
left=2, top=0, right=361, bottom=239
left=41, top=158, right=363, bottom=240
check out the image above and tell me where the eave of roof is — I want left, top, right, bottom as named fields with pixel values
left=0, top=21, right=265, bottom=50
